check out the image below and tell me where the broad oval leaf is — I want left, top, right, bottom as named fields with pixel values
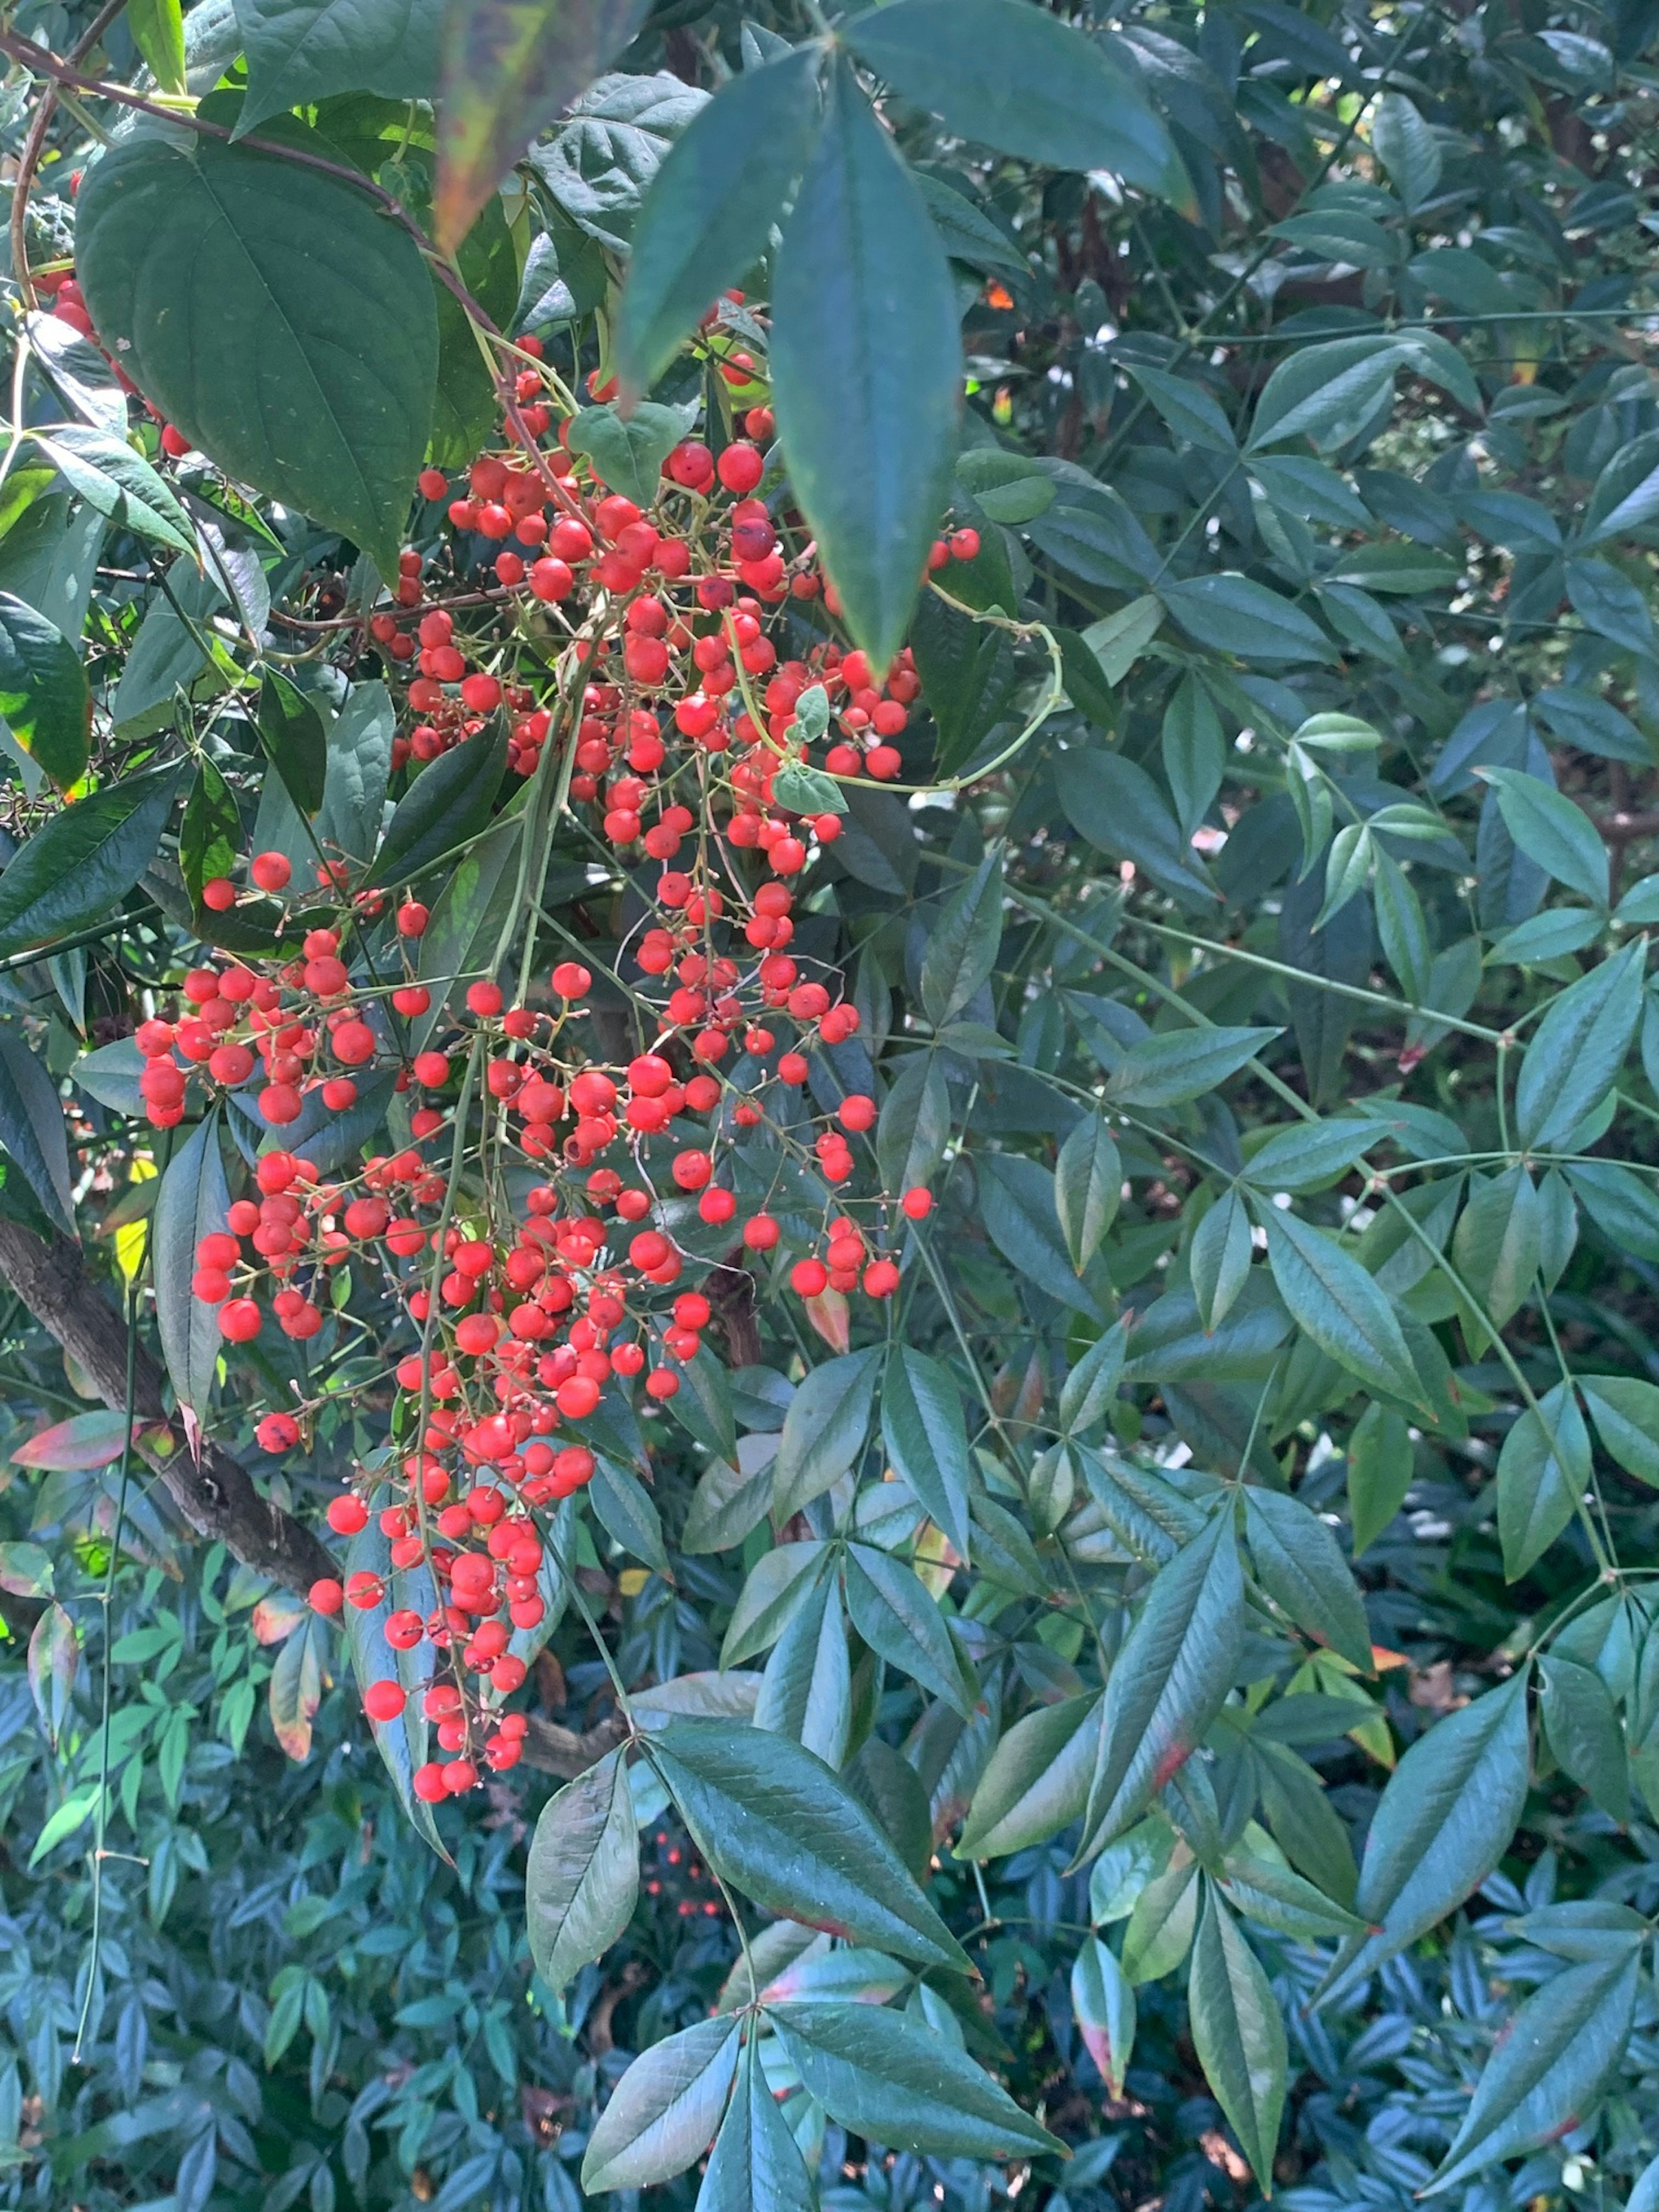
left=0, top=763, right=180, bottom=963
left=78, top=132, right=437, bottom=580
left=526, top=1748, right=639, bottom=1992
left=582, top=2015, right=739, bottom=2193
left=234, top=0, right=445, bottom=137
left=0, top=591, right=89, bottom=792
left=772, top=1347, right=880, bottom=1519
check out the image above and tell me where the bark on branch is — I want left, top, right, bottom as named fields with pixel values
left=0, top=1217, right=336, bottom=1594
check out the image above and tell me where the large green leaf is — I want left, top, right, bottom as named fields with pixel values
left=1579, top=1374, right=1659, bottom=1486
left=234, top=0, right=444, bottom=133
left=0, top=1023, right=74, bottom=1237
left=1513, top=940, right=1645, bottom=1151
left=617, top=47, right=826, bottom=396
left=0, top=764, right=180, bottom=962
left=696, top=2039, right=815, bottom=2212
left=1187, top=1889, right=1287, bottom=2192
left=845, top=0, right=1181, bottom=195
left=1539, top=1655, right=1630, bottom=1823
left=0, top=592, right=88, bottom=794
left=582, top=2016, right=738, bottom=2193
left=772, top=1348, right=880, bottom=1519
left=362, top=721, right=507, bottom=887
left=920, top=850, right=1004, bottom=1027
left=1497, top=1381, right=1591, bottom=1581
left=152, top=1112, right=231, bottom=1421
left=843, top=1543, right=975, bottom=1716
left=766, top=2001, right=1062, bottom=2158
left=435, top=0, right=652, bottom=250
left=769, top=64, right=960, bottom=669
left=647, top=1717, right=969, bottom=1971
left=77, top=131, right=437, bottom=579
left=1080, top=1511, right=1243, bottom=1858
left=980, top=1153, right=1103, bottom=1317
left=1242, top=1487, right=1372, bottom=1672
left=1054, top=742, right=1218, bottom=906
left=1320, top=1669, right=1532, bottom=2006
left=28, top=426, right=196, bottom=557
left=1425, top=1947, right=1640, bottom=2195
left=958, top=1692, right=1100, bottom=1858
left=1263, top=1207, right=1427, bottom=1410
left=881, top=1347, right=973, bottom=1561
left=1161, top=573, right=1336, bottom=664
left=525, top=1748, right=639, bottom=1992
left=1347, top=1402, right=1414, bottom=1555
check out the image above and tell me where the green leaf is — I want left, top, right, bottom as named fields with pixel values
left=77, top=130, right=437, bottom=580
left=1513, top=940, right=1645, bottom=1151
left=257, top=670, right=327, bottom=818
left=364, top=720, right=507, bottom=887
left=130, top=0, right=188, bottom=93
left=755, top=1576, right=850, bottom=1769
left=911, top=593, right=1021, bottom=771
left=1370, top=91, right=1441, bottom=210
left=881, top=1347, right=973, bottom=1560
left=411, top=813, right=522, bottom=1050
left=1162, top=672, right=1226, bottom=837
left=179, top=760, right=242, bottom=911
left=1263, top=1207, right=1427, bottom=1409
left=1060, top=1321, right=1127, bottom=1434
left=696, top=2039, right=815, bottom=2212
left=0, top=1023, right=71, bottom=1237
left=435, top=0, right=651, bottom=251
left=1247, top=335, right=1399, bottom=453
left=1080, top=594, right=1164, bottom=683
left=525, top=1748, right=639, bottom=1992
left=1424, top=1948, right=1640, bottom=2196
left=1452, top=1165, right=1541, bottom=1340
left=721, top=1542, right=829, bottom=1667
left=921, top=850, right=1003, bottom=1027
left=1190, top=1189, right=1252, bottom=1332
left=28, top=1601, right=79, bottom=1754
left=234, top=0, right=443, bottom=135
left=567, top=401, right=687, bottom=505
left=766, top=2001, right=1062, bottom=2158
left=1320, top=1669, right=1532, bottom=2007
left=843, top=1543, right=975, bottom=1716
left=1120, top=1857, right=1199, bottom=1982
left=770, top=64, right=960, bottom=669
left=1071, top=1936, right=1136, bottom=2098
left=1218, top=1849, right=1366, bottom=1941
left=1055, top=1113, right=1121, bottom=1273
left=955, top=448, right=1056, bottom=524
left=1055, top=741, right=1218, bottom=906
left=1540, top=1655, right=1630, bottom=1823
left=648, top=1716, right=970, bottom=1971
left=980, top=1153, right=1103, bottom=1317
left=0, top=591, right=89, bottom=791
left=152, top=1112, right=231, bottom=1420
left=1578, top=1374, right=1659, bottom=1486
left=1081, top=1511, right=1244, bottom=1857
left=581, top=2016, right=739, bottom=2193
left=844, top=0, right=1181, bottom=196
left=772, top=760, right=845, bottom=816
left=617, top=48, right=825, bottom=395
left=772, top=1348, right=880, bottom=1518
left=1161, top=572, right=1337, bottom=664
left=957, top=1692, right=1100, bottom=1858
left=1130, top=366, right=1236, bottom=457
left=29, top=426, right=196, bottom=556
left=1243, top=1117, right=1381, bottom=1193
left=1479, top=767, right=1609, bottom=907
left=0, top=763, right=180, bottom=962
left=1347, top=1402, right=1414, bottom=1555
left=876, top=1049, right=949, bottom=1195
left=1243, top=1487, right=1372, bottom=1672
left=590, top=1457, right=670, bottom=1573
left=1187, top=1888, right=1287, bottom=2191
left=1106, top=1027, right=1277, bottom=1109
left=1498, top=1381, right=1590, bottom=1580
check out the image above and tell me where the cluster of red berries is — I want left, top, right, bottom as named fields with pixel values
left=125, top=322, right=979, bottom=1797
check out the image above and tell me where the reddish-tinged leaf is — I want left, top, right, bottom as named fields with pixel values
left=12, top=1410, right=133, bottom=1469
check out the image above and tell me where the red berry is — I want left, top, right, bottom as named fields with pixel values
left=250, top=850, right=292, bottom=893
left=363, top=1679, right=407, bottom=1723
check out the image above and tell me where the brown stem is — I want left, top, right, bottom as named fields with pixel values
left=8, top=0, right=132, bottom=307
left=0, top=1215, right=335, bottom=1592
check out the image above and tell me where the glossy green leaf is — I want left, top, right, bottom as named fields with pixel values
left=1081, top=1511, right=1243, bottom=1858
left=130, top=0, right=188, bottom=93
left=234, top=0, right=443, bottom=134
left=770, top=65, right=960, bottom=669
left=526, top=1748, right=639, bottom=1992
left=772, top=1347, right=880, bottom=1518
left=1161, top=572, right=1337, bottom=664
left=1425, top=1947, right=1640, bottom=2195
left=845, top=0, right=1181, bottom=195
left=1513, top=940, right=1645, bottom=1151
left=755, top=1576, right=850, bottom=1770
left=920, top=849, right=1004, bottom=1027
left=1187, top=1888, right=1286, bottom=2192
left=1071, top=1936, right=1136, bottom=2098
left=1452, top=1165, right=1541, bottom=1338
left=1321, top=1669, right=1532, bottom=2006
left=1479, top=767, right=1609, bottom=907
left=1579, top=1374, right=1659, bottom=1487
left=1498, top=1381, right=1590, bottom=1580
left=152, top=1112, right=231, bottom=1420
left=1540, top=1655, right=1630, bottom=1823
left=1347, top=1402, right=1414, bottom=1555
left=1055, top=1113, right=1121, bottom=1274
left=958, top=1692, right=1100, bottom=1858
left=1055, top=741, right=1218, bottom=906
left=696, top=2037, right=815, bottom=2212
left=617, top=48, right=825, bottom=396
left=582, top=2015, right=739, bottom=2193
left=767, top=2000, right=1062, bottom=2158
left=257, top=670, right=327, bottom=818
left=1243, top=1487, right=1372, bottom=1673
left=980, top=1153, right=1103, bottom=1316
left=1106, top=1027, right=1277, bottom=1109
left=1190, top=1189, right=1253, bottom=1332
left=1264, top=1206, right=1426, bottom=1409
left=0, top=591, right=89, bottom=792
left=844, top=1543, right=975, bottom=1716
left=29, top=426, right=195, bottom=557
left=77, top=130, right=437, bottom=581
left=881, top=1347, right=972, bottom=1560
left=363, top=720, right=507, bottom=887
left=648, top=1716, right=970, bottom=1971
left=0, top=763, right=180, bottom=962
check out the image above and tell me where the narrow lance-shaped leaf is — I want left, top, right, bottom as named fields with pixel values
left=920, top=849, right=1004, bottom=1027
left=152, top=1110, right=231, bottom=1421
left=696, top=2036, right=815, bottom=2212
left=1081, top=1510, right=1244, bottom=1859
left=1319, top=1668, right=1532, bottom=2007
left=526, top=1748, right=639, bottom=1992
left=0, top=763, right=181, bottom=963
left=1263, top=1205, right=1427, bottom=1410
left=1243, top=1487, right=1372, bottom=1673
left=1055, top=1113, right=1121, bottom=1274
left=770, top=63, right=960, bottom=670
left=1071, top=1936, right=1136, bottom=2098
left=1187, top=1887, right=1287, bottom=2192
left=617, top=47, right=826, bottom=397
left=772, top=1347, right=880, bottom=1519
left=1513, top=938, right=1645, bottom=1152
left=881, top=1346, right=973, bottom=1560
left=582, top=2016, right=739, bottom=2193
